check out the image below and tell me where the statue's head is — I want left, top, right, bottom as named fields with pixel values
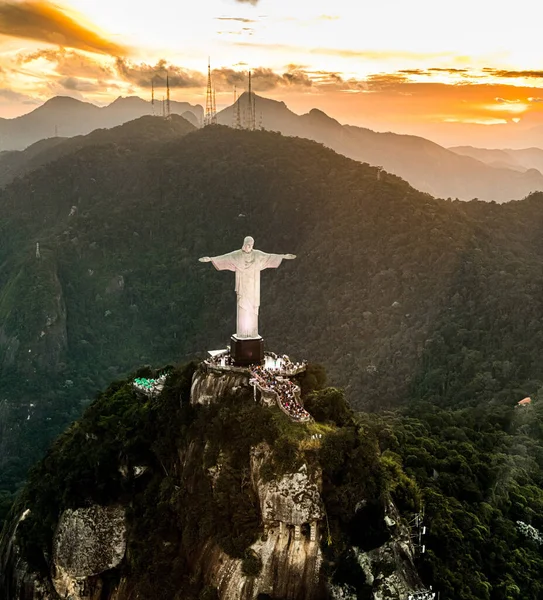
left=242, top=236, right=254, bottom=253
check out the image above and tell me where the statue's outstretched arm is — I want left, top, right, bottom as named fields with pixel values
left=199, top=257, right=211, bottom=262
left=282, top=254, right=296, bottom=260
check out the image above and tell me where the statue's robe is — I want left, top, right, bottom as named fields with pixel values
left=211, top=250, right=284, bottom=338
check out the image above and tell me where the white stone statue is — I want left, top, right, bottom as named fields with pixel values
left=199, top=236, right=296, bottom=338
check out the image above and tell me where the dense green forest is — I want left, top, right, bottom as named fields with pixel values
left=4, top=362, right=543, bottom=599
left=2, top=118, right=543, bottom=596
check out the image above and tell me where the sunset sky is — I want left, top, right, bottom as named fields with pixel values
left=0, top=0, right=542, bottom=146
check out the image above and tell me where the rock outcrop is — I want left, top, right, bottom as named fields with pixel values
left=0, top=364, right=425, bottom=600
left=52, top=505, right=126, bottom=599
left=251, top=443, right=323, bottom=527
left=190, top=366, right=249, bottom=405
left=201, top=523, right=324, bottom=600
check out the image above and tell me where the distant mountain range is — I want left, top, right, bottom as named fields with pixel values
left=218, top=93, right=543, bottom=203
left=0, top=95, right=202, bottom=151
left=0, top=114, right=196, bottom=188
left=2, top=93, right=543, bottom=202
left=449, top=146, right=543, bottom=174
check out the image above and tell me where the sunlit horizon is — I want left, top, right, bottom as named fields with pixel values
left=0, top=0, right=542, bottom=147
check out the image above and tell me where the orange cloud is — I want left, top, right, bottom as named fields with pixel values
left=0, top=0, right=127, bottom=55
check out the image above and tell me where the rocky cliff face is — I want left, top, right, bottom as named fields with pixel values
left=0, top=362, right=425, bottom=599
left=0, top=256, right=67, bottom=375
left=51, top=505, right=126, bottom=599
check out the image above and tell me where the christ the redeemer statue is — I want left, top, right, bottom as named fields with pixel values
left=199, top=236, right=296, bottom=339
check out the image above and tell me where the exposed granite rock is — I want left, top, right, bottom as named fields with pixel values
left=190, top=366, right=250, bottom=405
left=200, top=523, right=324, bottom=600
left=0, top=367, right=426, bottom=600
left=251, top=443, right=323, bottom=526
left=0, top=509, right=59, bottom=600
left=0, top=259, right=67, bottom=374
left=52, top=505, right=126, bottom=599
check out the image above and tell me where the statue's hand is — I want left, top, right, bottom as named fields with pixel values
left=199, top=257, right=212, bottom=263
left=283, top=254, right=296, bottom=260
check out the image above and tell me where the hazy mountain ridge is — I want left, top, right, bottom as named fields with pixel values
left=0, top=114, right=196, bottom=188
left=219, top=93, right=543, bottom=202
left=450, top=145, right=543, bottom=175
left=0, top=95, right=203, bottom=152
left=4, top=93, right=543, bottom=202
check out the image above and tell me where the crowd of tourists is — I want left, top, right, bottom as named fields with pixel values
left=264, top=353, right=307, bottom=375
left=250, top=364, right=312, bottom=422
left=204, top=350, right=311, bottom=422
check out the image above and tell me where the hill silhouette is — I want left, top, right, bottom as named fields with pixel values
left=450, top=145, right=543, bottom=174
left=3, top=121, right=543, bottom=528
left=0, top=95, right=202, bottom=151
left=0, top=114, right=196, bottom=187
left=5, top=93, right=543, bottom=202
left=218, top=92, right=543, bottom=202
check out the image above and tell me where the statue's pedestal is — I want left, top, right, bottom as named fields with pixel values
left=230, top=335, right=264, bottom=367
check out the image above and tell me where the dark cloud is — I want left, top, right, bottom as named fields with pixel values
left=0, top=87, right=40, bottom=104
left=495, top=97, right=521, bottom=103
left=363, top=73, right=409, bottom=91
left=215, top=17, right=256, bottom=23
left=115, top=58, right=206, bottom=88
left=58, top=76, right=103, bottom=92
left=484, top=68, right=543, bottom=79
left=211, top=66, right=312, bottom=92
left=0, top=0, right=126, bottom=55
left=18, top=48, right=113, bottom=79
left=528, top=97, right=543, bottom=103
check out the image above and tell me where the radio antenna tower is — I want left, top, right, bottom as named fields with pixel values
left=236, top=90, right=242, bottom=129
left=166, top=73, right=171, bottom=119
left=204, top=58, right=217, bottom=126
left=233, top=86, right=242, bottom=129
left=247, top=71, right=256, bottom=130
left=213, top=88, right=217, bottom=124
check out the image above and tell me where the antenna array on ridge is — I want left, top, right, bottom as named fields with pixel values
left=204, top=59, right=217, bottom=126
left=166, top=74, right=171, bottom=119
left=150, top=71, right=171, bottom=119
left=234, top=86, right=242, bottom=129
left=246, top=71, right=256, bottom=131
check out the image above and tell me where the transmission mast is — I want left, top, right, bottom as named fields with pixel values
left=204, top=58, right=217, bottom=126
left=233, top=86, right=242, bottom=129
left=247, top=71, right=256, bottom=130
left=166, top=73, right=171, bottom=119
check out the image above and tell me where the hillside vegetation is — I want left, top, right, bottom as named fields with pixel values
left=2, top=120, right=543, bottom=538
left=5, top=362, right=543, bottom=600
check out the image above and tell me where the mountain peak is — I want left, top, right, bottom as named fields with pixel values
left=237, top=91, right=287, bottom=109
left=305, top=108, right=340, bottom=125
left=38, top=96, right=89, bottom=110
